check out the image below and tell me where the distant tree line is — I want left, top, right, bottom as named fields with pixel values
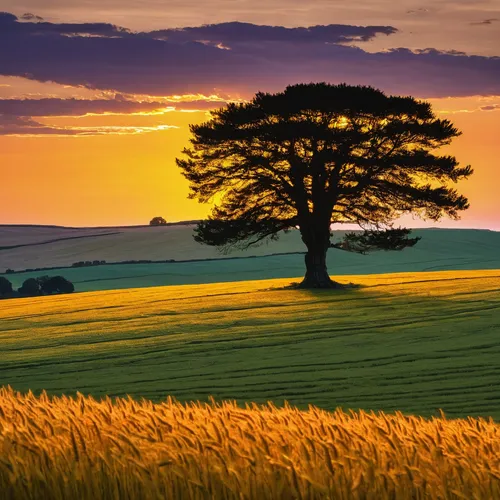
left=4, top=261, right=107, bottom=274
left=72, top=260, right=107, bottom=268
left=0, top=275, right=74, bottom=300
left=3, top=259, right=178, bottom=275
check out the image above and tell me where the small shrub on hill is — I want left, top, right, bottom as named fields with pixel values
left=5, top=268, right=14, bottom=274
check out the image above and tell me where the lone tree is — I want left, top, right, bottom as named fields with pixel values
left=150, top=216, right=167, bottom=226
left=177, top=83, right=472, bottom=288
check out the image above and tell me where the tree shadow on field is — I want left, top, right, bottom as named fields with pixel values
left=265, top=280, right=364, bottom=293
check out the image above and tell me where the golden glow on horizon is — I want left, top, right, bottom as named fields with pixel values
left=4, top=125, right=179, bottom=138
left=1, top=89, right=499, bottom=229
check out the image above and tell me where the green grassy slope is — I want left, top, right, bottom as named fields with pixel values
left=0, top=224, right=306, bottom=270
left=0, top=225, right=498, bottom=272
left=2, top=229, right=499, bottom=293
left=1, top=270, right=499, bottom=421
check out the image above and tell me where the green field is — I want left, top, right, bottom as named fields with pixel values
left=1, top=270, right=499, bottom=421
left=2, top=227, right=500, bottom=293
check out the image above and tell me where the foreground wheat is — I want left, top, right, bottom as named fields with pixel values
left=0, top=386, right=499, bottom=499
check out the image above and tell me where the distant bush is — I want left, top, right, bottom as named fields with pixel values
left=150, top=216, right=167, bottom=226
left=40, top=276, right=74, bottom=294
left=18, top=278, right=41, bottom=297
left=5, top=268, right=15, bottom=274
left=0, top=277, right=13, bottom=297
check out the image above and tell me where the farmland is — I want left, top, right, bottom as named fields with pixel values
left=1, top=226, right=500, bottom=293
left=2, top=225, right=500, bottom=498
left=1, top=386, right=500, bottom=499
left=1, top=270, right=499, bottom=421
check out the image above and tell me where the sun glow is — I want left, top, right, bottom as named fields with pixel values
left=0, top=89, right=498, bottom=228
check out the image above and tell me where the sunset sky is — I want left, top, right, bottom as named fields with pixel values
left=1, top=1, right=499, bottom=229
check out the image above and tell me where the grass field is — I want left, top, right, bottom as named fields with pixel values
left=1, top=270, right=499, bottom=421
left=2, top=386, right=500, bottom=500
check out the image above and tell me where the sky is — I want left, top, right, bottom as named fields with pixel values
left=0, top=1, right=499, bottom=229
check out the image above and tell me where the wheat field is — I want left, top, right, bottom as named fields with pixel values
left=1, top=385, right=500, bottom=499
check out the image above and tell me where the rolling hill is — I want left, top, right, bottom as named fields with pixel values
left=1, top=225, right=499, bottom=293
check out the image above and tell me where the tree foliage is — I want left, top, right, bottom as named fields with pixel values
left=18, top=278, right=41, bottom=297
left=0, top=277, right=13, bottom=296
left=177, top=83, right=472, bottom=287
left=150, top=216, right=167, bottom=226
left=40, top=276, right=74, bottom=294
left=15, top=276, right=75, bottom=298
left=331, top=227, right=421, bottom=254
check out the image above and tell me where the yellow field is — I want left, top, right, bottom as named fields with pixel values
left=1, top=386, right=500, bottom=499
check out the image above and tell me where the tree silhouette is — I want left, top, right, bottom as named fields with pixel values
left=40, top=276, right=74, bottom=294
left=18, top=278, right=41, bottom=297
left=150, top=216, right=167, bottom=226
left=177, top=83, right=472, bottom=288
left=0, top=277, right=13, bottom=297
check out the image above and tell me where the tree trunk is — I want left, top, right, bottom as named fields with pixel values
left=298, top=245, right=343, bottom=289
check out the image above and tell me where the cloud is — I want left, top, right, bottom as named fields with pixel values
left=148, top=22, right=397, bottom=44
left=1, top=12, right=500, bottom=99
left=0, top=11, right=133, bottom=37
left=470, top=18, right=498, bottom=25
left=0, top=113, right=179, bottom=136
left=0, top=97, right=227, bottom=116
left=479, top=104, right=500, bottom=111
left=0, top=98, right=165, bottom=116
left=0, top=93, right=228, bottom=135
left=433, top=100, right=500, bottom=113
left=406, top=8, right=430, bottom=15
left=20, top=13, right=44, bottom=22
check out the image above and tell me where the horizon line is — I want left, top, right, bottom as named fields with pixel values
left=0, top=222, right=497, bottom=232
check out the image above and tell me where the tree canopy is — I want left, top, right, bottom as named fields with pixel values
left=150, top=216, right=167, bottom=226
left=0, top=277, right=13, bottom=296
left=176, top=83, right=473, bottom=288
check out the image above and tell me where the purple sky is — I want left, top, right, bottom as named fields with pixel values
left=3, top=0, right=499, bottom=56
left=1, top=10, right=499, bottom=106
